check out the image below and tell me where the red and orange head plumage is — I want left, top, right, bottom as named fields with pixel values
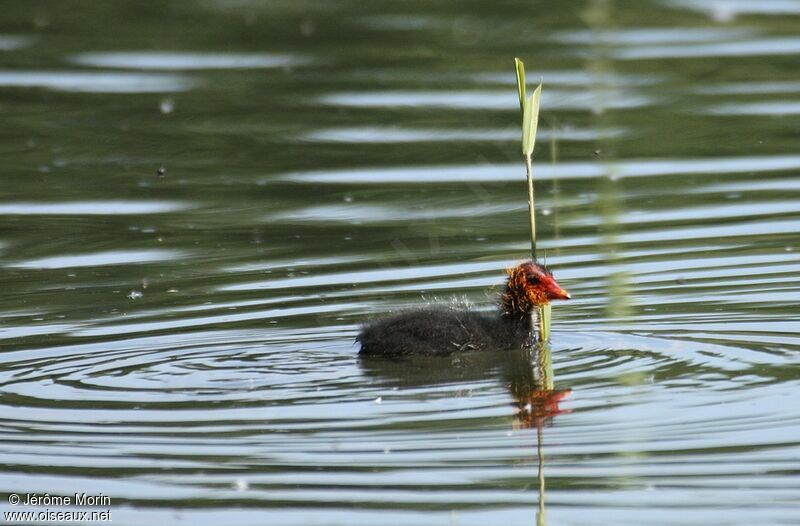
left=501, top=260, right=570, bottom=317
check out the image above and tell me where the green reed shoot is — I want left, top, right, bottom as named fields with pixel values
left=514, top=57, right=549, bottom=341
left=515, top=58, right=542, bottom=260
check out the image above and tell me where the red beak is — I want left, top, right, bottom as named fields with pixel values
left=544, top=278, right=571, bottom=300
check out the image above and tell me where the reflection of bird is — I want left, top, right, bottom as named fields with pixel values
left=358, top=261, right=570, bottom=356
left=514, top=388, right=573, bottom=429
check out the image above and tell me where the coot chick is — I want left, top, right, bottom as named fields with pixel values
left=357, top=261, right=570, bottom=356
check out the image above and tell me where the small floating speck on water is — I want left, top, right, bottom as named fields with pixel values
left=157, top=166, right=166, bottom=177
left=711, top=5, right=735, bottom=23
left=300, top=18, right=317, bottom=37
left=159, top=98, right=175, bottom=114
left=127, top=290, right=143, bottom=300
left=374, top=396, right=382, bottom=404
left=233, top=479, right=249, bottom=491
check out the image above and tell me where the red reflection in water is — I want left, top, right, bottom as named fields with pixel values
left=514, top=388, right=572, bottom=429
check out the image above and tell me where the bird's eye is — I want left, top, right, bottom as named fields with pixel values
left=527, top=276, right=540, bottom=285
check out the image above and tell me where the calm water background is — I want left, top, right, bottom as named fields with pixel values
left=1, top=1, right=799, bottom=525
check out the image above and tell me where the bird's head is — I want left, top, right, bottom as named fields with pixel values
left=502, top=260, right=570, bottom=316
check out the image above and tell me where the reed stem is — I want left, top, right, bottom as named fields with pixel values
left=526, top=153, right=537, bottom=261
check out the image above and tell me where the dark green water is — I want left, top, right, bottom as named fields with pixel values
left=1, top=1, right=799, bottom=525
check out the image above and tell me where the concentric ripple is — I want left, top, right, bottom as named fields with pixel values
left=1, top=329, right=797, bottom=525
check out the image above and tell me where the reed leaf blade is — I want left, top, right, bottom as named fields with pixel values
left=514, top=57, right=527, bottom=113
left=522, top=84, right=542, bottom=156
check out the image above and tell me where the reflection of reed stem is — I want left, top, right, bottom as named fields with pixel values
left=537, top=425, right=546, bottom=526
left=534, top=343, right=554, bottom=391
left=536, top=345, right=551, bottom=525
